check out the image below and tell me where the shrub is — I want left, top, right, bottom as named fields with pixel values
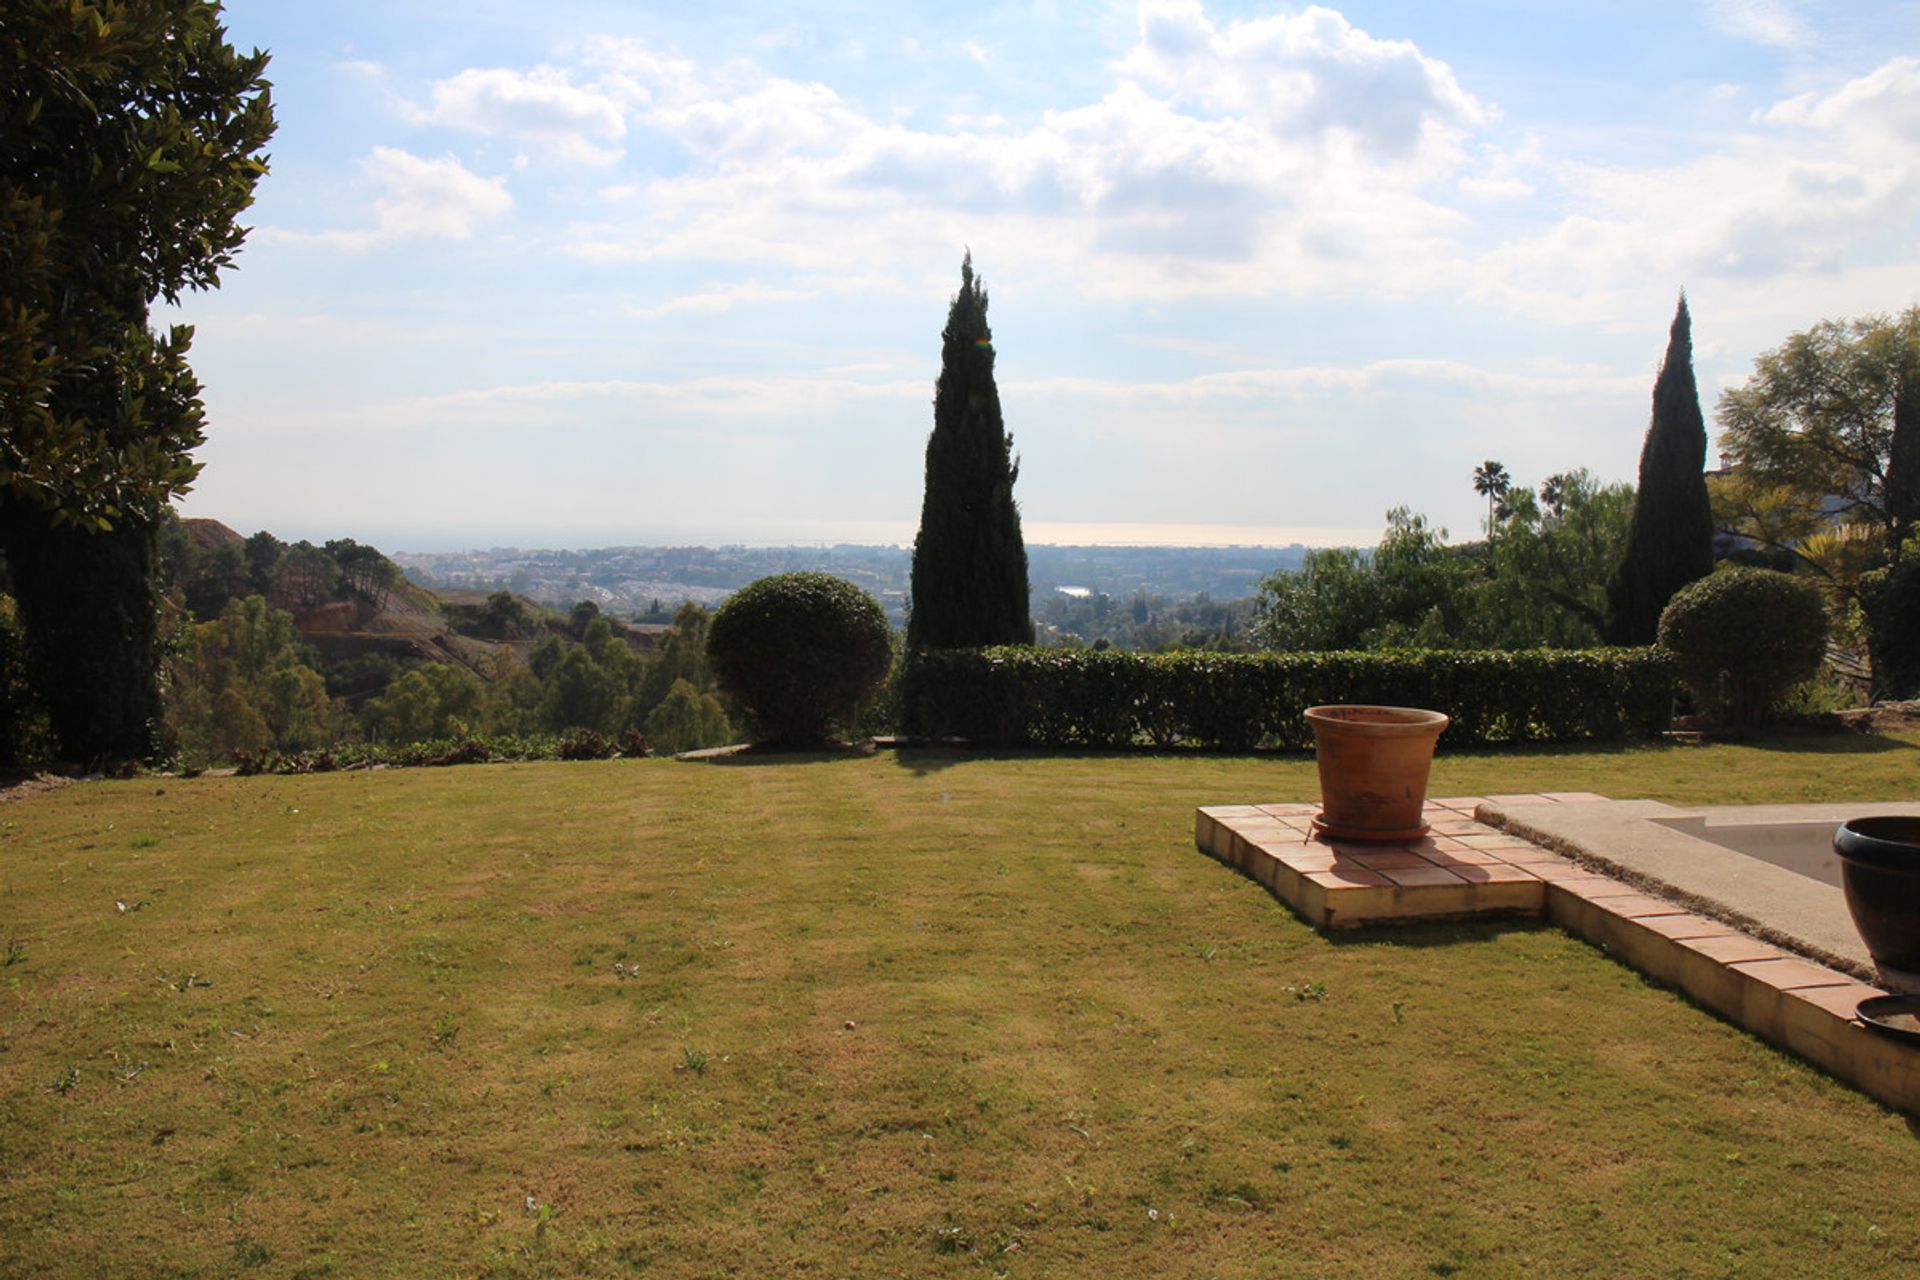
left=707, top=573, right=893, bottom=747
left=898, top=646, right=1676, bottom=748
left=1861, top=558, right=1920, bottom=701
left=0, top=595, right=50, bottom=770
left=1657, top=566, right=1827, bottom=726
left=557, top=728, right=616, bottom=761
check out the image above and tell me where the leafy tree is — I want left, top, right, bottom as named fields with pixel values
left=167, top=595, right=337, bottom=761
left=0, top=1, right=274, bottom=762
left=481, top=590, right=535, bottom=640
left=907, top=253, right=1034, bottom=648
left=276, top=542, right=340, bottom=609
left=1257, top=509, right=1474, bottom=650
left=629, top=601, right=732, bottom=735
left=364, top=664, right=486, bottom=745
left=644, top=678, right=733, bottom=755
left=243, top=530, right=285, bottom=596
left=1257, top=477, right=1633, bottom=652
left=156, top=512, right=247, bottom=619
left=528, top=635, right=566, bottom=683
left=582, top=615, right=634, bottom=672
left=539, top=646, right=626, bottom=735
left=480, top=650, right=544, bottom=735
left=325, top=539, right=400, bottom=607
left=1482, top=470, right=1634, bottom=642
left=1605, top=295, right=1715, bottom=644
left=2, top=2, right=274, bottom=525
left=569, top=600, right=602, bottom=637
left=1716, top=307, right=1920, bottom=568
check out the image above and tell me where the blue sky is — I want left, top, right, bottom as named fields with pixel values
left=168, top=1, right=1920, bottom=551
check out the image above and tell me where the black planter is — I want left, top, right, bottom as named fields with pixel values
left=1833, top=817, right=1920, bottom=973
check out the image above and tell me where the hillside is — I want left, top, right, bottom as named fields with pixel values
left=174, top=519, right=658, bottom=694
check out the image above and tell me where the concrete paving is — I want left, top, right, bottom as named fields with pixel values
left=1481, top=798, right=1920, bottom=991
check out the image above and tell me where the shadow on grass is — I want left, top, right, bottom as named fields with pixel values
left=694, top=743, right=876, bottom=767
left=869, top=728, right=1917, bottom=776
left=886, top=743, right=1322, bottom=776
left=1433, top=729, right=1919, bottom=760
left=1720, top=730, right=1920, bottom=756
left=1313, top=915, right=1558, bottom=950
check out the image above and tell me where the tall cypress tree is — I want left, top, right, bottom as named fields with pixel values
left=908, top=254, right=1034, bottom=649
left=1604, top=295, right=1716, bottom=645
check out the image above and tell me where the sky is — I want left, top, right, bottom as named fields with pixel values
left=166, top=0, right=1920, bottom=552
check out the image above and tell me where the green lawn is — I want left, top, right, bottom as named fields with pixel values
left=2, top=736, right=1918, bottom=1278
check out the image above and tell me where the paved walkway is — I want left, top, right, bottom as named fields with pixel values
left=1196, top=794, right=1920, bottom=1117
left=1482, top=798, right=1920, bottom=985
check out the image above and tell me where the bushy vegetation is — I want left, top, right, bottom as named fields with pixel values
left=166, top=596, right=344, bottom=761
left=1657, top=566, right=1828, bottom=726
left=900, top=645, right=1676, bottom=749
left=1258, top=475, right=1633, bottom=651
left=128, top=521, right=743, bottom=768
left=216, top=729, right=653, bottom=776
left=1037, top=590, right=1261, bottom=651
left=1861, top=557, right=1920, bottom=701
left=0, top=595, right=47, bottom=769
left=708, top=573, right=893, bottom=746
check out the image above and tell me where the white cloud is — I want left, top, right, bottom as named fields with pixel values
left=288, top=7, right=1920, bottom=336
left=259, top=147, right=512, bottom=251
left=624, top=282, right=816, bottom=318
left=547, top=11, right=1496, bottom=303
left=408, top=66, right=628, bottom=165
left=311, top=353, right=1633, bottom=436
left=1118, top=0, right=1490, bottom=157
left=1472, top=55, right=1920, bottom=329
left=1701, top=0, right=1807, bottom=47
left=1761, top=56, right=1920, bottom=137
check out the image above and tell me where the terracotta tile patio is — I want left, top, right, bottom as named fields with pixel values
left=1194, top=793, right=1920, bottom=1116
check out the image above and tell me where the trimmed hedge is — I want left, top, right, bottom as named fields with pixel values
left=898, top=646, right=1677, bottom=749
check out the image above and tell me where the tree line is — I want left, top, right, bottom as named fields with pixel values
left=146, top=524, right=737, bottom=765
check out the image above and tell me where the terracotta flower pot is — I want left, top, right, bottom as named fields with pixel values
left=1305, top=705, right=1450, bottom=842
left=1833, top=816, right=1920, bottom=975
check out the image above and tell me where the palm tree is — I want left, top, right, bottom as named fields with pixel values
left=1472, top=460, right=1513, bottom=536
left=1539, top=472, right=1570, bottom=520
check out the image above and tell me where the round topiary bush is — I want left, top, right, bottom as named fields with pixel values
left=706, top=573, right=893, bottom=747
left=1656, top=566, right=1827, bottom=726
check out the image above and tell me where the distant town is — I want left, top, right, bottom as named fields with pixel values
left=391, top=542, right=1316, bottom=625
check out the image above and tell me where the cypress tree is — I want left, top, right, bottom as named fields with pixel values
left=908, top=254, right=1034, bottom=648
left=1604, top=295, right=1716, bottom=645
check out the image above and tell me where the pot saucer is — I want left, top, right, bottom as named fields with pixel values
left=1854, top=994, right=1920, bottom=1045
